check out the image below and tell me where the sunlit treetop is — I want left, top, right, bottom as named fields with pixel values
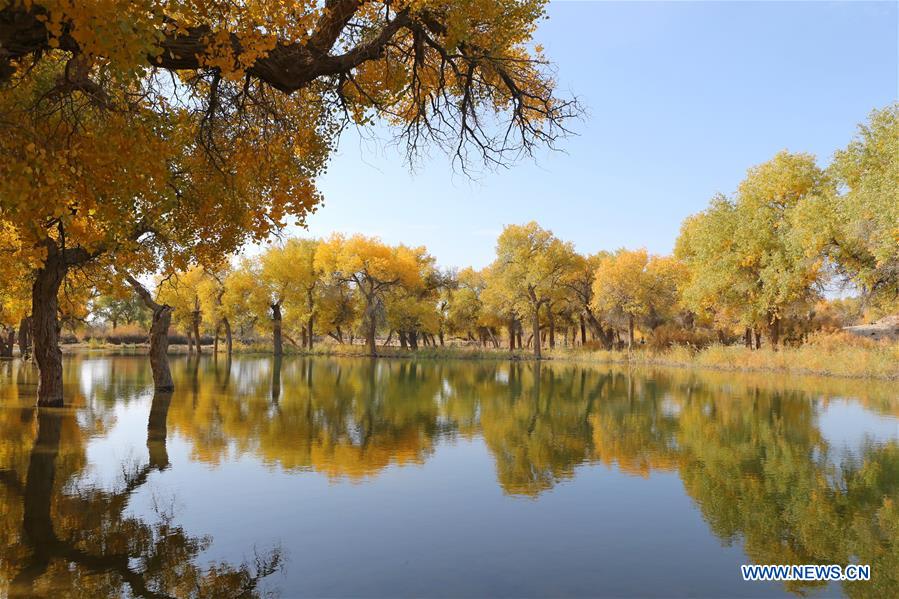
left=0, top=0, right=577, bottom=167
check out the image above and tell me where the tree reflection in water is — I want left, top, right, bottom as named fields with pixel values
left=0, top=360, right=282, bottom=598
left=1, top=355, right=897, bottom=597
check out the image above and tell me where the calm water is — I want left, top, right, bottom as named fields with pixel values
left=0, top=355, right=897, bottom=598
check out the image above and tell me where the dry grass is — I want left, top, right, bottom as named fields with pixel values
left=551, top=332, right=899, bottom=380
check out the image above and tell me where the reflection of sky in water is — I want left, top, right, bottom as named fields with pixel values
left=817, top=398, right=899, bottom=449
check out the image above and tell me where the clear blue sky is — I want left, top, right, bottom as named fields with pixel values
left=295, top=1, right=897, bottom=270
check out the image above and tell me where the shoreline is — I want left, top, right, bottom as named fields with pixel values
left=53, top=341, right=899, bottom=381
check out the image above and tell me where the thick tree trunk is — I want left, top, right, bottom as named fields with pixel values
left=186, top=330, right=194, bottom=354
left=753, top=328, right=761, bottom=350
left=508, top=320, right=516, bottom=351
left=32, top=248, right=66, bottom=407
left=125, top=274, right=174, bottom=391
left=271, top=303, right=283, bottom=357
left=148, top=306, right=174, bottom=390
left=580, top=315, right=587, bottom=345
left=532, top=306, right=542, bottom=359
left=17, top=316, right=31, bottom=360
left=408, top=331, right=418, bottom=350
left=744, top=327, right=752, bottom=348
left=366, top=314, right=377, bottom=357
left=399, top=330, right=408, bottom=349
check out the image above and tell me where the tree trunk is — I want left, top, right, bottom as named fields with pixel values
left=192, top=306, right=202, bottom=354
left=223, top=317, right=233, bottom=356
left=32, top=247, right=66, bottom=407
left=627, top=315, right=635, bottom=351
left=271, top=303, right=283, bottom=357
left=399, top=330, right=408, bottom=349
left=408, top=331, right=418, bottom=350
left=213, top=322, right=220, bottom=355
left=306, top=289, right=315, bottom=350
left=548, top=311, right=555, bottom=349
left=366, top=312, right=377, bottom=357
left=438, top=330, right=445, bottom=347
left=186, top=330, right=194, bottom=354
left=768, top=314, right=781, bottom=349
left=744, top=327, right=752, bottom=348
left=17, top=316, right=31, bottom=360
left=125, top=274, right=174, bottom=391
left=754, top=328, right=761, bottom=350
left=532, top=306, right=542, bottom=359
left=508, top=320, right=516, bottom=351
left=580, top=315, right=586, bottom=345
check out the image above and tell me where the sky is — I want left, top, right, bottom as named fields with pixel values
left=289, top=0, right=898, bottom=270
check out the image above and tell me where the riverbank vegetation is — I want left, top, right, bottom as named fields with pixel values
left=55, top=105, right=899, bottom=378
left=4, top=105, right=896, bottom=388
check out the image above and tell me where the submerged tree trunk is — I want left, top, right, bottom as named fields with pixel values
left=271, top=303, right=283, bottom=357
left=18, top=316, right=31, bottom=360
left=32, top=246, right=67, bottom=407
left=126, top=274, right=174, bottom=391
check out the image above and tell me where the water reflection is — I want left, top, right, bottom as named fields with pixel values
left=1, top=355, right=897, bottom=597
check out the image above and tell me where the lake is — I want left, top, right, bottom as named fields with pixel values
left=0, top=354, right=897, bottom=598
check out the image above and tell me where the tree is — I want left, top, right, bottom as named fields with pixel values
left=816, top=104, right=898, bottom=312
left=91, top=292, right=151, bottom=331
left=592, top=249, right=649, bottom=350
left=560, top=250, right=611, bottom=346
left=2, top=1, right=574, bottom=405
left=488, top=222, right=573, bottom=358
left=315, top=235, right=421, bottom=356
left=157, top=267, right=210, bottom=354
left=676, top=152, right=828, bottom=347
left=256, top=238, right=322, bottom=355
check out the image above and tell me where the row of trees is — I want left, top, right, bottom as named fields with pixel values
left=84, top=104, right=893, bottom=362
